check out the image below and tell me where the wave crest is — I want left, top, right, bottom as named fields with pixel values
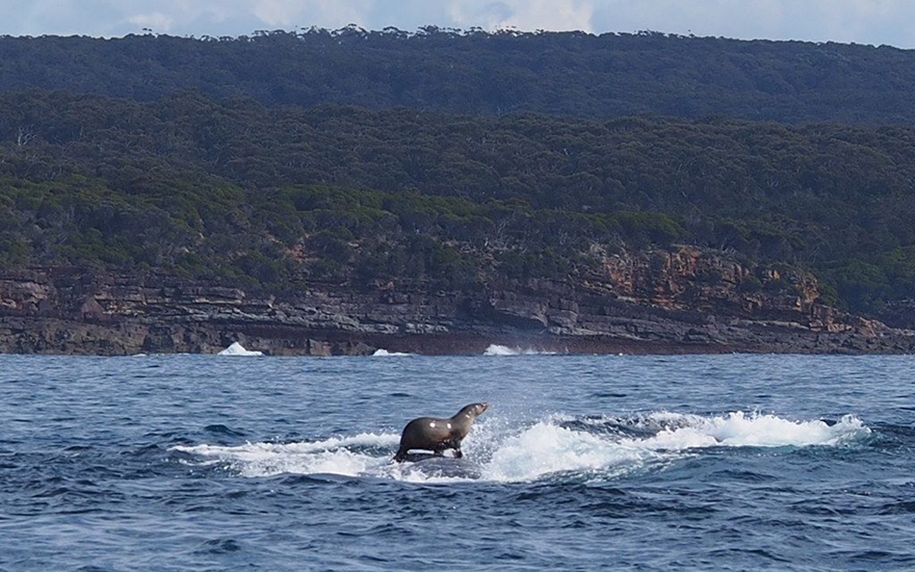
left=482, top=344, right=556, bottom=356
left=171, top=412, right=870, bottom=483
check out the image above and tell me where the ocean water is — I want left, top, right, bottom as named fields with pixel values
left=1, top=348, right=914, bottom=571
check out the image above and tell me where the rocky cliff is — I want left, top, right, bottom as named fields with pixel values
left=1, top=246, right=911, bottom=355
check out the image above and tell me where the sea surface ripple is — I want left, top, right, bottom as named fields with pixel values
left=1, top=351, right=914, bottom=571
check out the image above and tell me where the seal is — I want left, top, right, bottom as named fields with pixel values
left=393, top=402, right=489, bottom=462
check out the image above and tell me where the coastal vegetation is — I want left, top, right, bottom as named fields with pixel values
left=2, top=28, right=915, bottom=124
left=2, top=30, right=915, bottom=325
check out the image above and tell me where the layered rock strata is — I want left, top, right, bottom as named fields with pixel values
left=1, top=246, right=911, bottom=355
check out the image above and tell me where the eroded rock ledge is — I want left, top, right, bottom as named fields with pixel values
left=1, top=246, right=912, bottom=355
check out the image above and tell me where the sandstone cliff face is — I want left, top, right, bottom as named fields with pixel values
left=0, top=246, right=910, bottom=355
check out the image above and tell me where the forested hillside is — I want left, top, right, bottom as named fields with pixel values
left=2, top=28, right=915, bottom=124
left=3, top=91, right=915, bottom=323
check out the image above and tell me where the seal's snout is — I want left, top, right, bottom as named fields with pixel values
left=479, top=402, right=489, bottom=412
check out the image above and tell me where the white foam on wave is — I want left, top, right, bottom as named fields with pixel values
left=371, top=349, right=413, bottom=357
left=171, top=412, right=870, bottom=483
left=217, top=342, right=263, bottom=356
left=637, top=411, right=869, bottom=449
left=172, top=433, right=399, bottom=477
left=482, top=344, right=556, bottom=356
left=480, top=420, right=660, bottom=481
left=487, top=411, right=869, bottom=481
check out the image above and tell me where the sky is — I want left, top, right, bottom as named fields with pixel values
left=3, top=0, right=915, bottom=49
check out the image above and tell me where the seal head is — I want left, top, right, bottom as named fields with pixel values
left=393, top=402, right=489, bottom=463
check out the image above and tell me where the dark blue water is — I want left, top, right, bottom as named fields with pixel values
left=2, top=350, right=914, bottom=571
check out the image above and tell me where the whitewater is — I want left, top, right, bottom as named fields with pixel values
left=171, top=411, right=869, bottom=484
left=2, top=352, right=913, bottom=570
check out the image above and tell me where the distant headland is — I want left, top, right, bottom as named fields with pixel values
left=2, top=31, right=915, bottom=354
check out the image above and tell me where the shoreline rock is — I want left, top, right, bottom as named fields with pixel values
left=1, top=251, right=914, bottom=356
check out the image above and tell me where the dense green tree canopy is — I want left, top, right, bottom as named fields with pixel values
left=4, top=31, right=915, bottom=325
left=2, top=91, right=915, bottom=321
left=1, top=29, right=914, bottom=123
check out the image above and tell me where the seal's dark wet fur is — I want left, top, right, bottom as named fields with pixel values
left=393, top=403, right=488, bottom=462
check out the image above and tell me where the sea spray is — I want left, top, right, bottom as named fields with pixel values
left=173, top=433, right=399, bottom=477
left=172, top=411, right=870, bottom=483
left=483, top=344, right=557, bottom=356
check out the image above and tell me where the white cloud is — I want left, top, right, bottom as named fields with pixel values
left=591, top=0, right=915, bottom=47
left=250, top=0, right=300, bottom=26
left=500, top=0, right=595, bottom=32
left=445, top=1, right=512, bottom=30
left=592, top=0, right=783, bottom=40
left=248, top=0, right=364, bottom=29
left=127, top=11, right=174, bottom=32
left=445, top=0, right=594, bottom=32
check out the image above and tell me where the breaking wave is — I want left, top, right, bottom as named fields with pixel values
left=171, top=411, right=870, bottom=484
left=371, top=349, right=414, bottom=357
left=482, top=344, right=556, bottom=356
